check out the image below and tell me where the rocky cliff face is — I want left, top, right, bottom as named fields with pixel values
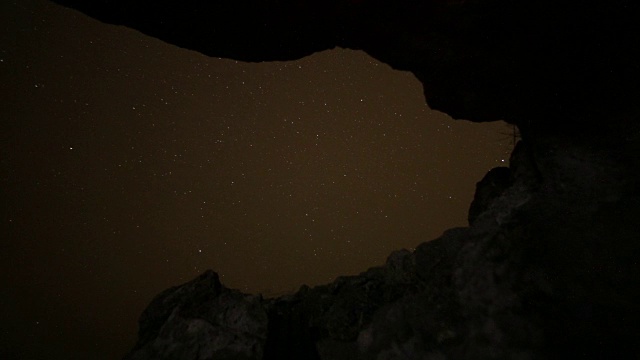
left=50, top=0, right=640, bottom=358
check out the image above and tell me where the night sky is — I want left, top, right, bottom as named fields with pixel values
left=2, top=0, right=511, bottom=358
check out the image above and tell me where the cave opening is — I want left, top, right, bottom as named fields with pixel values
left=98, top=44, right=513, bottom=297
left=3, top=0, right=512, bottom=358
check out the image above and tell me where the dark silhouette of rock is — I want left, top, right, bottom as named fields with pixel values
left=124, top=271, right=268, bottom=360
left=49, top=0, right=640, bottom=131
left=48, top=0, right=640, bottom=358
left=468, top=167, right=512, bottom=225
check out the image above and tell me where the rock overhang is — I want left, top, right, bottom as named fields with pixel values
left=49, top=0, right=640, bottom=133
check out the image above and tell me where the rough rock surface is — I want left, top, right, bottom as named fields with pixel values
left=123, top=136, right=640, bottom=359
left=468, top=166, right=512, bottom=225
left=124, top=271, right=268, bottom=360
left=49, top=1, right=640, bottom=359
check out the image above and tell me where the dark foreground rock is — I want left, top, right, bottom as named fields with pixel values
left=49, top=0, right=640, bottom=358
left=48, top=0, right=640, bottom=132
left=124, top=271, right=268, bottom=360
left=122, top=137, right=640, bottom=359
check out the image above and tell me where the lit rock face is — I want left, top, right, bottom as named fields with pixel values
left=50, top=1, right=640, bottom=358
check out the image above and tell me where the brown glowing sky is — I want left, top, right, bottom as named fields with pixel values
left=1, top=0, right=511, bottom=358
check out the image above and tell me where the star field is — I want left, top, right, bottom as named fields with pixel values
left=1, top=0, right=511, bottom=358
